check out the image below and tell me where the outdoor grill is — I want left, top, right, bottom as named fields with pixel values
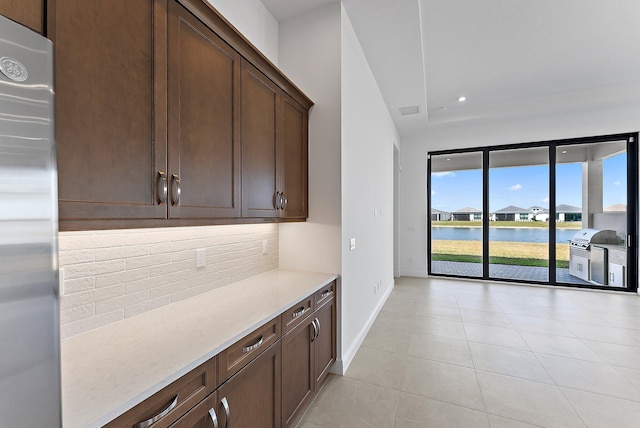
left=568, top=228, right=619, bottom=250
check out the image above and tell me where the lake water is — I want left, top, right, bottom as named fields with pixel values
left=432, top=227, right=578, bottom=243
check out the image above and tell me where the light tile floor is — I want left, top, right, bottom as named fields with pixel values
left=296, top=276, right=640, bottom=428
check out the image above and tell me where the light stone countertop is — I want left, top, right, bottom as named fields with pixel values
left=61, top=269, right=339, bottom=428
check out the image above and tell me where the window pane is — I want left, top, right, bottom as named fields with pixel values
left=489, top=147, right=549, bottom=282
left=557, top=141, right=627, bottom=287
left=430, top=152, right=483, bottom=277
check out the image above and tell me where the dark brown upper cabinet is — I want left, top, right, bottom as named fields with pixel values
left=280, top=94, right=308, bottom=219
left=241, top=61, right=309, bottom=220
left=50, top=0, right=312, bottom=230
left=167, top=0, right=241, bottom=219
left=0, top=0, right=43, bottom=34
left=240, top=60, right=280, bottom=219
left=50, top=0, right=168, bottom=227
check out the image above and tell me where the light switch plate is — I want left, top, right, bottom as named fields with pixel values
left=196, top=249, right=206, bottom=267
left=350, top=238, right=356, bottom=251
left=262, top=240, right=268, bottom=255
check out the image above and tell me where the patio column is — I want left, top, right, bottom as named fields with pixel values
left=582, top=159, right=603, bottom=228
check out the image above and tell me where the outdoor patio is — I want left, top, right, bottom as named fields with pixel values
left=431, top=260, right=591, bottom=285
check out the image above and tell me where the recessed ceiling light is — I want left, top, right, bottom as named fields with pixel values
left=399, top=105, right=420, bottom=115
left=458, top=96, right=467, bottom=102
left=439, top=107, right=448, bottom=112
left=562, top=150, right=567, bottom=154
left=446, top=158, right=451, bottom=161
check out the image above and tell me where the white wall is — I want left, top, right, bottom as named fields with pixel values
left=278, top=4, right=342, bottom=275
left=278, top=4, right=399, bottom=372
left=206, top=0, right=279, bottom=64
left=398, top=101, right=640, bottom=278
left=339, top=5, right=399, bottom=369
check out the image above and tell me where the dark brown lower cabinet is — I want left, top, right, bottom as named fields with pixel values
left=281, top=316, right=314, bottom=427
left=107, top=284, right=336, bottom=428
left=172, top=342, right=282, bottom=428
left=314, top=298, right=336, bottom=386
left=281, top=297, right=336, bottom=427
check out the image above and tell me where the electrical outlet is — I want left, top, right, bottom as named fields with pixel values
left=196, top=249, right=206, bottom=268
left=262, top=240, right=268, bottom=255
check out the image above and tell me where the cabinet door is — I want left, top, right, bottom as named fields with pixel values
left=0, top=0, right=42, bottom=33
left=167, top=0, right=241, bottom=219
left=169, top=391, right=219, bottom=428
left=51, top=0, right=167, bottom=225
left=314, top=298, right=336, bottom=387
left=279, top=95, right=308, bottom=219
left=240, top=60, right=280, bottom=218
left=217, top=341, right=281, bottom=428
left=609, top=263, right=625, bottom=287
left=281, top=316, right=314, bottom=427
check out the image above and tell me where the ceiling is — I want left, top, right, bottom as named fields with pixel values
left=263, top=0, right=640, bottom=136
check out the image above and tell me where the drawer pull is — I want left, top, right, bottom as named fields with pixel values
left=157, top=171, right=168, bottom=205
left=133, top=394, right=178, bottom=428
left=242, top=335, right=263, bottom=353
left=221, top=397, right=230, bottom=428
left=292, top=306, right=307, bottom=318
left=311, top=319, right=318, bottom=342
left=208, top=408, right=219, bottom=428
left=320, top=290, right=331, bottom=299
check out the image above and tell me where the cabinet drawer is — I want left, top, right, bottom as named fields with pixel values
left=104, top=357, right=217, bottom=428
left=314, top=281, right=335, bottom=307
left=281, top=296, right=314, bottom=333
left=218, top=317, right=281, bottom=382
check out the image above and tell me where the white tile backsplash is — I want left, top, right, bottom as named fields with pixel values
left=59, top=224, right=279, bottom=338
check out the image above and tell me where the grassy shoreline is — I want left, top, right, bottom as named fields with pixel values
left=432, top=221, right=581, bottom=229
left=432, top=239, right=569, bottom=268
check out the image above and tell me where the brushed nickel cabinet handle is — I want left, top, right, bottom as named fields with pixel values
left=311, top=319, right=318, bottom=342
left=315, top=317, right=321, bottom=338
left=133, top=394, right=178, bottom=428
left=171, top=173, right=181, bottom=206
left=242, top=335, right=263, bottom=353
left=282, top=192, right=287, bottom=210
left=208, top=408, right=219, bottom=428
left=274, top=191, right=281, bottom=209
left=157, top=171, right=168, bottom=205
left=320, top=290, right=331, bottom=299
left=221, top=397, right=230, bottom=428
left=292, top=306, right=307, bottom=318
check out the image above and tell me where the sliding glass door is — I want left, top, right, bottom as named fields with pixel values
left=489, top=147, right=549, bottom=282
left=427, top=133, right=638, bottom=292
left=429, top=152, right=483, bottom=277
left=556, top=140, right=629, bottom=287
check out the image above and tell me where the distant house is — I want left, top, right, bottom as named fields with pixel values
left=529, top=206, right=549, bottom=222
left=494, top=205, right=529, bottom=221
left=452, top=206, right=482, bottom=221
left=556, top=204, right=582, bottom=222
left=493, top=205, right=549, bottom=221
left=431, top=208, right=452, bottom=221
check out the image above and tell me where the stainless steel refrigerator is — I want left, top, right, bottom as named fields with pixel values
left=0, top=14, right=61, bottom=427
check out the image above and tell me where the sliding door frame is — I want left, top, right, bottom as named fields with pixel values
left=427, top=132, right=638, bottom=292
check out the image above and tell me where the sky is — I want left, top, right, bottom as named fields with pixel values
left=431, top=152, right=627, bottom=213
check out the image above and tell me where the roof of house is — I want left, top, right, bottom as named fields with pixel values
left=604, top=203, right=626, bottom=212
left=556, top=204, right=581, bottom=213
left=495, top=205, right=529, bottom=214
left=454, top=206, right=482, bottom=213
left=431, top=208, right=449, bottom=214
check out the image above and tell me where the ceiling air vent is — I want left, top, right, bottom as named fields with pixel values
left=399, top=105, right=420, bottom=115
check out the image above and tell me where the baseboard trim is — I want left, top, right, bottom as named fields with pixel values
left=335, top=281, right=394, bottom=375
